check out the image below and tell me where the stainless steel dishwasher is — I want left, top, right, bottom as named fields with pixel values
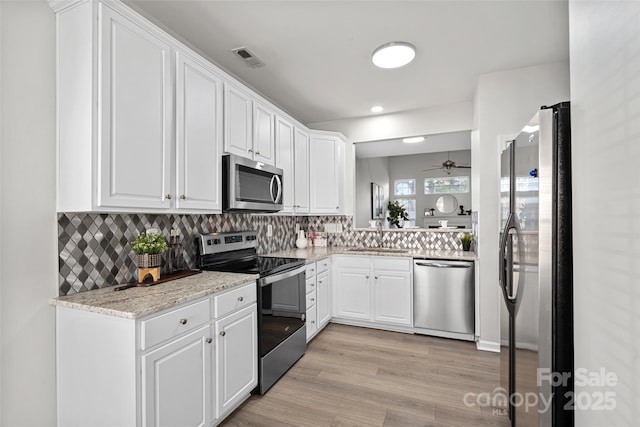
left=413, top=259, right=475, bottom=341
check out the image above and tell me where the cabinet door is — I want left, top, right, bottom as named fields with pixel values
left=98, top=5, right=172, bottom=209
left=275, top=116, right=295, bottom=213
left=175, top=53, right=222, bottom=211
left=309, top=135, right=338, bottom=214
left=215, top=304, right=258, bottom=417
left=294, top=128, right=310, bottom=213
left=224, top=83, right=252, bottom=157
left=306, top=304, right=318, bottom=342
left=373, top=269, right=412, bottom=326
left=142, top=325, right=212, bottom=427
left=253, top=100, right=276, bottom=165
left=317, top=269, right=332, bottom=328
left=334, top=267, right=371, bottom=321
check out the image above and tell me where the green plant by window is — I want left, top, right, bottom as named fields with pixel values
left=131, top=232, right=168, bottom=255
left=387, top=200, right=410, bottom=228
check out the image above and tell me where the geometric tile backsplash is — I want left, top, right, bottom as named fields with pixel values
left=58, top=212, right=471, bottom=296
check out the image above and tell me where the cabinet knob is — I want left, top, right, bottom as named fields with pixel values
left=336, top=206, right=339, bottom=210
left=318, top=280, right=322, bottom=284
left=248, top=149, right=253, bottom=153
left=180, top=194, right=186, bottom=200
left=375, top=276, right=379, bottom=280
left=220, top=331, right=226, bottom=337
left=255, top=151, right=261, bottom=156
left=311, top=298, right=315, bottom=302
left=206, top=338, right=212, bottom=344
left=238, top=296, right=244, bottom=302
left=366, top=275, right=370, bottom=279
left=311, top=321, right=315, bottom=324
left=166, top=194, right=172, bottom=200
left=179, top=318, right=187, bottom=325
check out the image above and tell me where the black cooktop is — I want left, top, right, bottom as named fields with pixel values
left=199, top=252, right=304, bottom=277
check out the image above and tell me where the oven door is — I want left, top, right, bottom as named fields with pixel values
left=257, top=265, right=306, bottom=394
left=223, top=154, right=283, bottom=212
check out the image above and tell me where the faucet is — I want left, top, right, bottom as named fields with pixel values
left=376, top=220, right=383, bottom=248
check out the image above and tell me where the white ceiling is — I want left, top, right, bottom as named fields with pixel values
left=127, top=0, right=569, bottom=126
left=355, top=130, right=470, bottom=158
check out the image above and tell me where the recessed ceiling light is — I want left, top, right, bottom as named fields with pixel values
left=371, top=106, right=384, bottom=113
left=372, top=42, right=416, bottom=69
left=403, top=136, right=425, bottom=143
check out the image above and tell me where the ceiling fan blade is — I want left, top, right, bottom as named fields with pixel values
left=455, top=165, right=472, bottom=169
left=422, top=167, right=442, bottom=172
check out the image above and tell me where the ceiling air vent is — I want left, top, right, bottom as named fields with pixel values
left=230, top=46, right=265, bottom=68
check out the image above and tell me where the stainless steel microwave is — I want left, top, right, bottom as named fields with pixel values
left=222, top=154, right=283, bottom=212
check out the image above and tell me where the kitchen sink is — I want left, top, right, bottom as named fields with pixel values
left=346, top=248, right=409, bottom=254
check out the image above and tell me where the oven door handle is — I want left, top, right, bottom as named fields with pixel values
left=259, top=265, right=306, bottom=286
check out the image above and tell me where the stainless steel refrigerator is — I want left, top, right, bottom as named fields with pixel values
left=499, top=102, right=573, bottom=427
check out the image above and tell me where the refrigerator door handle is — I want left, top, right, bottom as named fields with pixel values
left=499, top=213, right=517, bottom=305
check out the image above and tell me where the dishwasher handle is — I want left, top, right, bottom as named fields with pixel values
left=415, top=262, right=471, bottom=269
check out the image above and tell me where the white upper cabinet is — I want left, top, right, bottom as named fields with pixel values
left=275, top=116, right=295, bottom=213
left=175, top=52, right=223, bottom=211
left=223, top=82, right=253, bottom=158
left=223, top=84, right=276, bottom=166
left=309, top=134, right=339, bottom=214
left=54, top=1, right=224, bottom=213
left=98, top=4, right=173, bottom=209
left=294, top=128, right=310, bottom=213
left=253, top=100, right=276, bottom=165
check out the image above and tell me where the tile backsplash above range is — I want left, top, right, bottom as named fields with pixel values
left=58, top=213, right=469, bottom=296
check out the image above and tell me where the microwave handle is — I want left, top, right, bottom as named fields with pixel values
left=270, top=175, right=276, bottom=202
left=274, top=175, right=282, bottom=203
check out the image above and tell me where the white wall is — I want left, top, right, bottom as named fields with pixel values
left=308, top=101, right=473, bottom=143
left=0, top=1, right=58, bottom=425
left=472, top=61, right=570, bottom=350
left=569, top=1, right=640, bottom=424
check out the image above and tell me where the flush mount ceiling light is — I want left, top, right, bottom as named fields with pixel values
left=403, top=136, right=425, bottom=143
left=371, top=42, right=416, bottom=69
left=371, top=106, right=384, bottom=113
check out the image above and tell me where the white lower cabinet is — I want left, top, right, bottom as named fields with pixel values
left=215, top=304, right=258, bottom=418
left=305, top=258, right=332, bottom=341
left=333, top=256, right=413, bottom=330
left=55, top=281, right=257, bottom=427
left=142, top=326, right=212, bottom=427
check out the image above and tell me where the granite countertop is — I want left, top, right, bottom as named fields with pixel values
left=264, top=246, right=477, bottom=262
left=49, top=271, right=259, bottom=319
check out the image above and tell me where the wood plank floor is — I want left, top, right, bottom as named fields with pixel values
left=221, top=324, right=510, bottom=427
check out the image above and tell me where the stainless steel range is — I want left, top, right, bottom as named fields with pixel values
left=197, top=231, right=306, bottom=394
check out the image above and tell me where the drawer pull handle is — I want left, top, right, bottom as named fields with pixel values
left=238, top=296, right=244, bottom=302
left=220, top=331, right=226, bottom=337
left=206, top=338, right=212, bottom=344
left=179, top=318, right=187, bottom=325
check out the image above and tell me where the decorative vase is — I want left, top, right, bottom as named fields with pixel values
left=137, top=253, right=162, bottom=283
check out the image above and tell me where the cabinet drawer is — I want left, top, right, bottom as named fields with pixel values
left=305, top=263, right=317, bottom=279
left=306, top=289, right=317, bottom=309
left=339, top=255, right=370, bottom=269
left=317, top=258, right=330, bottom=273
left=141, top=299, right=210, bottom=350
left=306, top=277, right=316, bottom=294
left=373, top=257, right=412, bottom=271
left=213, top=282, right=257, bottom=319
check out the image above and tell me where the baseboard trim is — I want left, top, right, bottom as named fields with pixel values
left=476, top=340, right=500, bottom=353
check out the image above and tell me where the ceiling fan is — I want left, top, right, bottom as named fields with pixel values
left=423, top=152, right=471, bottom=175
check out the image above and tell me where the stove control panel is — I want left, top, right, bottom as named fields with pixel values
left=198, top=231, right=258, bottom=255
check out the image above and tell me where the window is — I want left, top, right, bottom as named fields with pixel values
left=394, top=179, right=416, bottom=196
left=424, top=176, right=470, bottom=194
left=394, top=198, right=416, bottom=226
left=393, top=180, right=416, bottom=226
left=500, top=176, right=539, bottom=192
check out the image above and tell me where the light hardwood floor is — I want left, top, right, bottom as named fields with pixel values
left=221, top=324, right=510, bottom=426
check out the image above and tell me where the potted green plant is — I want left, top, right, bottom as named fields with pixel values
left=460, top=232, right=474, bottom=251
left=386, top=200, right=410, bottom=228
left=131, top=231, right=168, bottom=268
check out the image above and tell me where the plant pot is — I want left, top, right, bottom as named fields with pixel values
left=137, top=253, right=162, bottom=268
left=462, top=242, right=471, bottom=251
